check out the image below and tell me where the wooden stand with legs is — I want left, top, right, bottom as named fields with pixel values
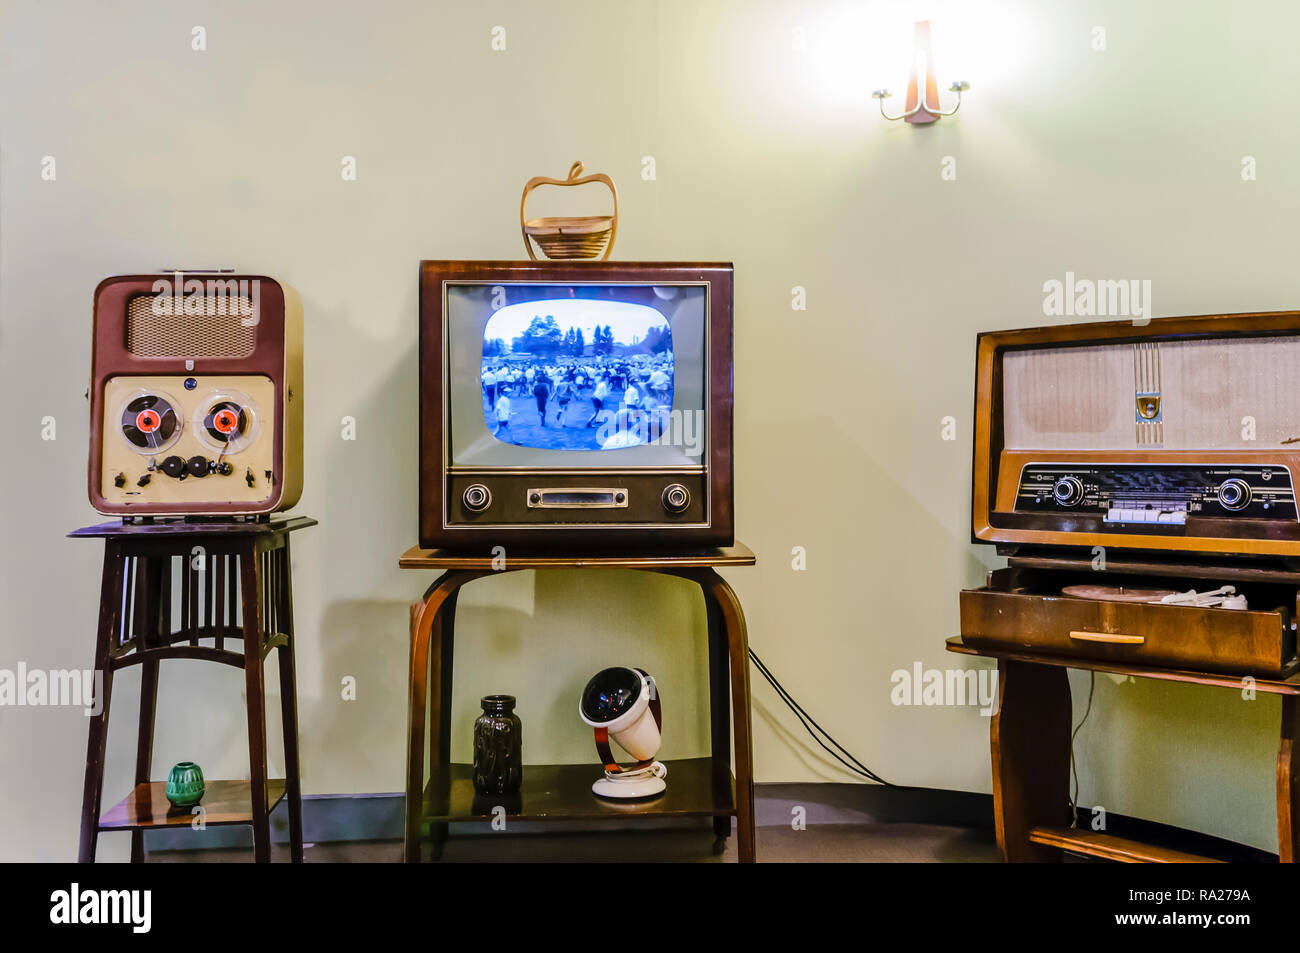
left=71, top=517, right=314, bottom=863
left=949, top=636, right=1300, bottom=863
left=399, top=544, right=757, bottom=863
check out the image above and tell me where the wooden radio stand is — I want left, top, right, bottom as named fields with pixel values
left=399, top=544, right=757, bottom=863
left=946, top=636, right=1300, bottom=863
left=71, top=517, right=314, bottom=863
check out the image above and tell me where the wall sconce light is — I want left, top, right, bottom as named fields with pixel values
left=872, top=20, right=969, bottom=124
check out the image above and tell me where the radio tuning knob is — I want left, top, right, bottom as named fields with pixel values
left=463, top=484, right=492, bottom=513
left=662, top=484, right=691, bottom=513
left=1218, top=478, right=1251, bottom=511
left=1051, top=476, right=1084, bottom=507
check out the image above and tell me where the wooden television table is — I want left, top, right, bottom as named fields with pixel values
left=399, top=544, right=756, bottom=863
left=947, top=635, right=1300, bottom=863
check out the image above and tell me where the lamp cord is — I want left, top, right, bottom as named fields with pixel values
left=748, top=648, right=894, bottom=787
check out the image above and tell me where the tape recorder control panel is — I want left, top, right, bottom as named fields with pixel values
left=98, top=374, right=278, bottom=509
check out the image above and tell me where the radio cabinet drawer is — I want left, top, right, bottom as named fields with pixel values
left=959, top=569, right=1298, bottom=676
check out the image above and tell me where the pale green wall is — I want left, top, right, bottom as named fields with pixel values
left=0, top=0, right=1291, bottom=860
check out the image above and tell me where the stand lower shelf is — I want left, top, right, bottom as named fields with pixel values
left=420, top=758, right=734, bottom=831
left=99, top=779, right=286, bottom=831
left=1028, top=826, right=1224, bottom=864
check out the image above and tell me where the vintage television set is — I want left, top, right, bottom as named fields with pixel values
left=88, top=272, right=303, bottom=517
left=961, top=311, right=1300, bottom=677
left=418, top=260, right=733, bottom=551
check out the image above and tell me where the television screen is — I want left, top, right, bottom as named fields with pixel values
left=445, top=282, right=707, bottom=469
left=480, top=298, right=674, bottom=451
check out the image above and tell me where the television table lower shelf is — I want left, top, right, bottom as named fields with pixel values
left=420, top=758, right=734, bottom=836
left=946, top=635, right=1300, bottom=863
left=400, top=544, right=757, bottom=863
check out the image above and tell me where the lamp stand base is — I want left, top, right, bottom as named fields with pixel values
left=592, top=774, right=667, bottom=800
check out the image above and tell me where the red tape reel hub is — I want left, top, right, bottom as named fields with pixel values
left=119, top=394, right=179, bottom=451
left=203, top=401, right=247, bottom=444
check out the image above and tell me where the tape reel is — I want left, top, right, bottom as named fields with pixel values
left=192, top=389, right=261, bottom=454
left=118, top=389, right=183, bottom=454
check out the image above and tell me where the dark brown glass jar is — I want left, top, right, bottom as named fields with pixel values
left=473, top=694, right=522, bottom=795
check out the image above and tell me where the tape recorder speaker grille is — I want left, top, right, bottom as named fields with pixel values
left=124, top=294, right=257, bottom=358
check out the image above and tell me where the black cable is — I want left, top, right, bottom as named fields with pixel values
left=749, top=650, right=891, bottom=786
left=748, top=648, right=895, bottom=787
left=1068, top=671, right=1096, bottom=829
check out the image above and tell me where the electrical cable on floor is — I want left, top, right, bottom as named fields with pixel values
left=1068, top=671, right=1097, bottom=829
left=748, top=648, right=895, bottom=787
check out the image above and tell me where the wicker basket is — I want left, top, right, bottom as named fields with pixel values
left=520, top=162, right=619, bottom=261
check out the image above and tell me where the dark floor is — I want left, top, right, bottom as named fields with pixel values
left=149, top=821, right=1001, bottom=863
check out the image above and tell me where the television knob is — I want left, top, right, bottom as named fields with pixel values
left=662, top=484, right=691, bottom=513
left=1219, top=478, right=1251, bottom=511
left=160, top=455, right=186, bottom=478
left=1051, top=476, right=1083, bottom=507
left=463, top=484, right=492, bottom=513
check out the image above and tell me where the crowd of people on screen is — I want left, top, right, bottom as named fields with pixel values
left=482, top=354, right=673, bottom=449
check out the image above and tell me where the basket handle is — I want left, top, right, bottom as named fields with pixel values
left=519, top=161, right=619, bottom=261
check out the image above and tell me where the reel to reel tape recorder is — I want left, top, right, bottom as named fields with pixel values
left=88, top=272, right=303, bottom=517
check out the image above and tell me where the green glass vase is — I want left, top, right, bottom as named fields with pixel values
left=165, top=761, right=205, bottom=808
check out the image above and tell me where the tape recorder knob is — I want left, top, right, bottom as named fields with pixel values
left=662, top=484, right=691, bottom=513
left=463, top=484, right=492, bottom=513
left=1218, top=478, right=1251, bottom=511
left=186, top=456, right=211, bottom=478
left=1051, top=476, right=1084, bottom=507
left=160, top=455, right=186, bottom=478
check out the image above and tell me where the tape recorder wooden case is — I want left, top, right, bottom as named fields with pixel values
left=88, top=272, right=303, bottom=517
